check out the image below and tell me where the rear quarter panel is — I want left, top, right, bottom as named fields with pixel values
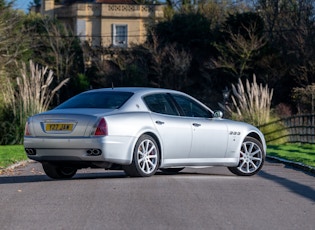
left=104, top=112, right=161, bottom=161
left=105, top=112, right=157, bottom=137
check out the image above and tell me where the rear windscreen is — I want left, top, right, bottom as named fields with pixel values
left=55, top=91, right=133, bottom=109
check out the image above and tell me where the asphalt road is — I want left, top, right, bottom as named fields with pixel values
left=0, top=160, right=314, bottom=230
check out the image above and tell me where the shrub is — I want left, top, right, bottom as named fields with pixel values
left=291, top=84, right=315, bottom=114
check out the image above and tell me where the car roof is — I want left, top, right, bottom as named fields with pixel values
left=83, top=87, right=181, bottom=95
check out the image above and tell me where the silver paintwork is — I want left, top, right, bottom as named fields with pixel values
left=24, top=87, right=266, bottom=174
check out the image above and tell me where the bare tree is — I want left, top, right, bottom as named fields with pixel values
left=143, top=31, right=192, bottom=90
left=0, top=8, right=30, bottom=70
left=155, top=44, right=192, bottom=90
left=33, top=17, right=78, bottom=104
left=211, top=21, right=267, bottom=79
left=255, top=0, right=315, bottom=86
left=83, top=28, right=192, bottom=90
left=199, top=0, right=251, bottom=29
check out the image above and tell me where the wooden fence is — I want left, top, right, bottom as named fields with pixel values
left=259, top=114, right=315, bottom=144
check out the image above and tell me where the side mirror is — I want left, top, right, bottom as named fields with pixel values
left=213, top=110, right=223, bottom=118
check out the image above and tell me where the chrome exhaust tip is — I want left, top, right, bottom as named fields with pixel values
left=25, top=148, right=36, bottom=155
left=86, top=149, right=102, bottom=156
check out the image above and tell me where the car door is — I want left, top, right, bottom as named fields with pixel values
left=143, top=94, right=192, bottom=162
left=189, top=117, right=228, bottom=158
left=171, top=94, right=228, bottom=159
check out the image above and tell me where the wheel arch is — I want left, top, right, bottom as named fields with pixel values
left=140, top=131, right=162, bottom=166
left=246, top=131, right=267, bottom=156
left=123, top=131, right=162, bottom=177
left=128, top=129, right=163, bottom=165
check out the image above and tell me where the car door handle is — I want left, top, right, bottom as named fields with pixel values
left=192, top=123, right=201, bottom=127
left=155, top=121, right=165, bottom=125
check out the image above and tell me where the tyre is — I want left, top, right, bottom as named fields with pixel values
left=42, top=162, right=77, bottom=179
left=160, top=167, right=184, bottom=174
left=228, top=137, right=265, bottom=176
left=123, top=134, right=160, bottom=177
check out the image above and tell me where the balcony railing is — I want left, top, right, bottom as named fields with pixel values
left=54, top=3, right=164, bottom=18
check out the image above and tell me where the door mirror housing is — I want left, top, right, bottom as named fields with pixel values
left=213, top=110, right=224, bottom=118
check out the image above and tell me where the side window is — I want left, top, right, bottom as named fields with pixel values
left=171, top=94, right=212, bottom=118
left=143, top=94, right=178, bottom=116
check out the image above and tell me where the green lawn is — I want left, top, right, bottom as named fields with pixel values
left=0, top=144, right=314, bottom=170
left=267, top=144, right=315, bottom=168
left=0, top=145, right=27, bottom=169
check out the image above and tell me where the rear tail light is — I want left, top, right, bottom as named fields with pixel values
left=94, top=118, right=108, bottom=136
left=24, top=122, right=31, bottom=136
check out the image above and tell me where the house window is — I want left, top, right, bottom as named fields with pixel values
left=76, top=19, right=86, bottom=42
left=112, top=24, right=128, bottom=47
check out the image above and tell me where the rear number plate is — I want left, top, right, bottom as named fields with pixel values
left=45, top=123, right=73, bottom=131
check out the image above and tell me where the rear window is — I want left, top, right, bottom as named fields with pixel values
left=55, top=91, right=133, bottom=109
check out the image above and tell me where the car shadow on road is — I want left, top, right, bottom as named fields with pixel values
left=0, top=169, right=235, bottom=184
left=0, top=174, right=50, bottom=184
left=259, top=170, right=315, bottom=202
left=0, top=171, right=129, bottom=184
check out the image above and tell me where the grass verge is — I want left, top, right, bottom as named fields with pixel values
left=267, top=144, right=315, bottom=168
left=0, top=145, right=27, bottom=169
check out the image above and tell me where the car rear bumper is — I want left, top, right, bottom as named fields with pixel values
left=24, top=136, right=136, bottom=165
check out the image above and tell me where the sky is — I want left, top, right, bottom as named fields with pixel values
left=10, top=0, right=33, bottom=12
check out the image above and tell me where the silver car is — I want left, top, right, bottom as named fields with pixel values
left=24, top=87, right=266, bottom=179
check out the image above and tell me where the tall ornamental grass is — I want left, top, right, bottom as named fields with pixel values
left=1, top=60, right=69, bottom=144
left=221, top=74, right=273, bottom=127
left=220, top=74, right=289, bottom=144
